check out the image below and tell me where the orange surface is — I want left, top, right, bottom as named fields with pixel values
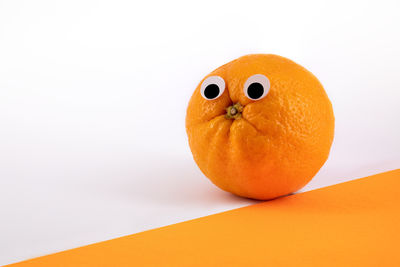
left=186, top=54, right=335, bottom=199
left=8, top=169, right=400, bottom=267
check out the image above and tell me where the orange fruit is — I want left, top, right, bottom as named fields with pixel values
left=186, top=54, right=334, bottom=200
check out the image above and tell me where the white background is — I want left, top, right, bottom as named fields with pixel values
left=0, top=0, right=399, bottom=265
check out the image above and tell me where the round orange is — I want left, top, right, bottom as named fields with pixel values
left=186, top=54, right=334, bottom=200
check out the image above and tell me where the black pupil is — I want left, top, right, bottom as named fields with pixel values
left=247, top=82, right=264, bottom=99
left=204, top=84, right=220, bottom=99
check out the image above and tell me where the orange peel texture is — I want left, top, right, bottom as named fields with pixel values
left=186, top=54, right=335, bottom=200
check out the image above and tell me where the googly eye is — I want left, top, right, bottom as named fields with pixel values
left=200, top=76, right=225, bottom=100
left=243, top=74, right=270, bottom=100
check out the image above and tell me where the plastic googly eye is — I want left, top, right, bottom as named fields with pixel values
left=243, top=74, right=270, bottom=100
left=200, top=76, right=225, bottom=100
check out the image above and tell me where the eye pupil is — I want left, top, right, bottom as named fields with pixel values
left=247, top=82, right=264, bottom=99
left=204, top=84, right=220, bottom=99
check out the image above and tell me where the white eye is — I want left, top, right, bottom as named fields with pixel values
left=200, top=76, right=225, bottom=100
left=243, top=74, right=270, bottom=100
